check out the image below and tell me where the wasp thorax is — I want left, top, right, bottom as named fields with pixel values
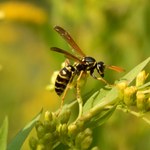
left=82, top=57, right=97, bottom=71
left=96, top=61, right=105, bottom=77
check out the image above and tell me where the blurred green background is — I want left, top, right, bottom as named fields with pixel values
left=0, top=0, right=149, bottom=149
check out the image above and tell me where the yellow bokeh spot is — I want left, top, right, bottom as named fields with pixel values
left=0, top=1, right=48, bottom=24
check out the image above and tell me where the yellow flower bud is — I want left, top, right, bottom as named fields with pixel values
left=136, top=91, right=146, bottom=111
left=136, top=70, right=149, bottom=87
left=146, top=97, right=150, bottom=111
left=68, top=124, right=78, bottom=137
left=59, top=108, right=71, bottom=124
left=124, top=86, right=137, bottom=106
left=42, top=133, right=53, bottom=144
left=75, top=131, right=85, bottom=148
left=81, top=136, right=93, bottom=150
left=44, top=111, right=52, bottom=122
left=60, top=124, right=68, bottom=136
left=37, top=144, right=45, bottom=150
left=29, top=137, right=38, bottom=149
left=91, top=147, right=100, bottom=150
left=116, top=81, right=128, bottom=99
left=116, top=81, right=128, bottom=91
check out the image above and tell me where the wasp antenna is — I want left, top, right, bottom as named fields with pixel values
left=107, top=65, right=125, bottom=72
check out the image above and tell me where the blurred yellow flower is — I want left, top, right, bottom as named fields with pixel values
left=0, top=1, right=48, bottom=24
left=0, top=10, right=5, bottom=20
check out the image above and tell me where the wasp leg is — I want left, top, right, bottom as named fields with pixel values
left=97, top=77, right=110, bottom=85
left=75, top=71, right=84, bottom=121
left=97, top=77, right=114, bottom=87
left=64, top=59, right=70, bottom=66
left=91, top=73, right=113, bottom=86
left=56, top=84, right=70, bottom=116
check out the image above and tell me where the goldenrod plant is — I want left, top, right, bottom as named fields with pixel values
left=28, top=57, right=150, bottom=150
left=1, top=57, right=148, bottom=150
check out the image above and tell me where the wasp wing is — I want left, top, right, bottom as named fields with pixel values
left=54, top=26, right=86, bottom=57
left=51, top=47, right=83, bottom=63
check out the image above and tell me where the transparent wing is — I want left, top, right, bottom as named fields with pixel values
left=54, top=26, right=86, bottom=57
left=51, top=47, right=83, bottom=63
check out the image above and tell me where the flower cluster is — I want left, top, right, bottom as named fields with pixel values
left=29, top=108, right=99, bottom=150
left=117, top=70, right=150, bottom=112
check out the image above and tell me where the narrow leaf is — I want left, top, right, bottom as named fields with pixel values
left=83, top=91, right=100, bottom=112
left=83, top=87, right=118, bottom=113
left=121, top=57, right=150, bottom=84
left=7, top=109, right=43, bottom=150
left=85, top=105, right=116, bottom=128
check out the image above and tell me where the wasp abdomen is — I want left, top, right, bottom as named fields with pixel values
left=55, top=65, right=76, bottom=96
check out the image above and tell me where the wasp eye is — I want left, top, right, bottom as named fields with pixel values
left=97, top=61, right=105, bottom=77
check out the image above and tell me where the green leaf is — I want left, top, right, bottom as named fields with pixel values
left=0, top=117, right=8, bottom=150
left=138, top=81, right=150, bottom=90
left=85, top=105, right=116, bottom=128
left=121, top=57, right=150, bottom=84
left=83, top=87, right=118, bottom=113
left=83, top=91, right=100, bottom=112
left=81, top=87, right=119, bottom=127
left=7, top=109, right=43, bottom=150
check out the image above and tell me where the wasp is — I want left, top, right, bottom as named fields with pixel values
left=51, top=26, right=124, bottom=118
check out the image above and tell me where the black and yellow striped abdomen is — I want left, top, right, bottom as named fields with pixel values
left=55, top=65, right=76, bottom=96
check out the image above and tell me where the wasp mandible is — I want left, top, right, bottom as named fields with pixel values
left=50, top=26, right=124, bottom=119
